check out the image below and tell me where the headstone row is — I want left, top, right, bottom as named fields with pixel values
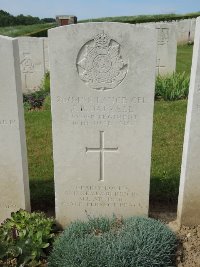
left=17, top=24, right=178, bottom=96
left=0, top=18, right=200, bottom=227
left=11, top=18, right=199, bottom=95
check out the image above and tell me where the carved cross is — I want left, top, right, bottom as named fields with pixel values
left=86, top=131, right=119, bottom=181
left=156, top=58, right=165, bottom=75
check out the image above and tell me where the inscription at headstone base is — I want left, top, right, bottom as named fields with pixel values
left=49, top=23, right=157, bottom=227
left=0, top=36, right=30, bottom=223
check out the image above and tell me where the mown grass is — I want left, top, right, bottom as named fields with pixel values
left=0, top=23, right=55, bottom=37
left=150, top=100, right=187, bottom=204
left=25, top=110, right=54, bottom=211
left=25, top=44, right=192, bottom=211
left=176, top=44, right=193, bottom=75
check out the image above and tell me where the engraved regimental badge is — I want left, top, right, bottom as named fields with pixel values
left=77, top=32, right=128, bottom=90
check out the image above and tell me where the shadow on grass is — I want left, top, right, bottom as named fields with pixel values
left=29, top=178, right=55, bottom=215
left=150, top=176, right=180, bottom=211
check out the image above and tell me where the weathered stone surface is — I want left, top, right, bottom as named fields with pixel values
left=189, top=18, right=196, bottom=43
left=18, top=37, right=46, bottom=94
left=155, top=23, right=177, bottom=75
left=0, top=36, right=30, bottom=223
left=177, top=17, right=200, bottom=226
left=43, top=37, right=50, bottom=72
left=176, top=19, right=191, bottom=44
left=49, top=23, right=157, bottom=227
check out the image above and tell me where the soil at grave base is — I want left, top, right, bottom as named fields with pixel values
left=150, top=203, right=200, bottom=267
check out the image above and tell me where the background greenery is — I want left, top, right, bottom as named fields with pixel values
left=0, top=11, right=200, bottom=38
left=79, top=11, right=200, bottom=23
left=0, top=9, right=55, bottom=27
left=0, top=23, right=56, bottom=37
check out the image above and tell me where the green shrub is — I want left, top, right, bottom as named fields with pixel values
left=23, top=73, right=50, bottom=110
left=23, top=101, right=32, bottom=112
left=43, top=95, right=51, bottom=110
left=155, top=72, right=190, bottom=101
left=23, top=89, right=48, bottom=110
left=42, top=72, right=50, bottom=93
left=48, top=216, right=177, bottom=267
left=0, top=209, right=55, bottom=266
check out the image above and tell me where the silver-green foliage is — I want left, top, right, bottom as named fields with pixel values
left=155, top=72, right=190, bottom=101
left=49, top=216, right=177, bottom=267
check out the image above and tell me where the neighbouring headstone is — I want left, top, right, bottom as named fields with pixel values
left=176, top=19, right=191, bottom=44
left=43, top=38, right=50, bottom=72
left=177, top=17, right=200, bottom=226
left=18, top=37, right=46, bottom=94
left=189, top=18, right=196, bottom=44
left=49, top=23, right=157, bottom=227
left=155, top=23, right=177, bottom=75
left=0, top=36, right=30, bottom=223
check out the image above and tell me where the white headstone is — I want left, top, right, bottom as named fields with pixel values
left=177, top=17, right=200, bottom=226
left=0, top=36, right=30, bottom=223
left=49, top=23, right=157, bottom=227
left=189, top=18, right=196, bottom=43
left=43, top=37, right=50, bottom=72
left=176, top=19, right=191, bottom=44
left=18, top=37, right=46, bottom=94
left=155, top=23, right=177, bottom=75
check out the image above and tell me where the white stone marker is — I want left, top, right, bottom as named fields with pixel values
left=177, top=18, right=200, bottom=226
left=189, top=18, right=196, bottom=44
left=176, top=19, right=191, bottom=44
left=18, top=37, right=46, bottom=94
left=155, top=23, right=177, bottom=75
left=0, top=36, right=30, bottom=223
left=43, top=38, right=50, bottom=72
left=49, top=23, right=157, bottom=227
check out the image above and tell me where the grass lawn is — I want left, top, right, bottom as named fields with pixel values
left=0, top=23, right=55, bottom=37
left=25, top=44, right=192, bottom=211
left=176, top=44, right=193, bottom=75
left=150, top=100, right=187, bottom=204
left=25, top=110, right=54, bottom=211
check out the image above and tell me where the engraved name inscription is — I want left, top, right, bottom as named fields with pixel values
left=157, top=28, right=169, bottom=45
left=77, top=32, right=128, bottom=90
left=56, top=96, right=146, bottom=127
left=61, top=185, right=144, bottom=208
left=0, top=119, right=16, bottom=127
left=0, top=203, right=17, bottom=209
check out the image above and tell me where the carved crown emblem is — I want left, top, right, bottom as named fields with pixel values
left=77, top=32, right=128, bottom=90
